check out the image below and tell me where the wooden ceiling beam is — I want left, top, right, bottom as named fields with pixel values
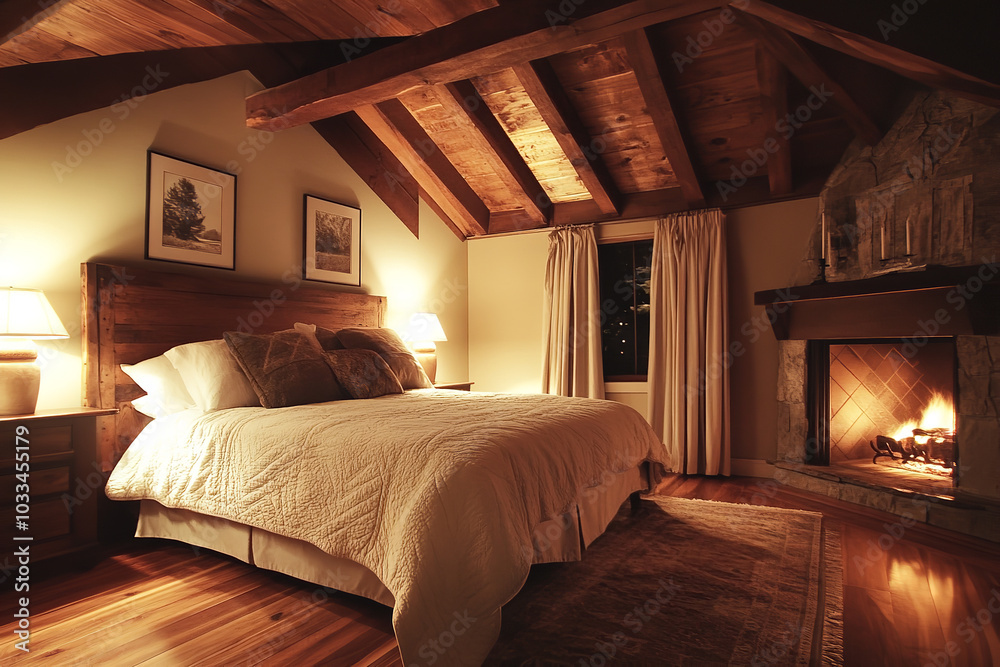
left=437, top=81, right=549, bottom=226
left=623, top=28, right=704, bottom=208
left=731, top=1, right=1000, bottom=108
left=734, top=10, right=882, bottom=146
left=246, top=0, right=718, bottom=130
left=311, top=113, right=420, bottom=239
left=356, top=101, right=489, bottom=238
left=512, top=59, right=622, bottom=216
left=755, top=47, right=793, bottom=195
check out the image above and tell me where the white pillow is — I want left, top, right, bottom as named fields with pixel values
left=121, top=354, right=196, bottom=418
left=164, top=339, right=260, bottom=411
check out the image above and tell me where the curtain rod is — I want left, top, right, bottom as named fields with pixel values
left=467, top=214, right=659, bottom=241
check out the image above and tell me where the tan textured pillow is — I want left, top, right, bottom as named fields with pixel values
left=336, top=327, right=432, bottom=389
left=324, top=349, right=403, bottom=399
left=224, top=330, right=347, bottom=408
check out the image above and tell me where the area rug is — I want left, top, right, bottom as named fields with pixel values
left=486, top=496, right=843, bottom=666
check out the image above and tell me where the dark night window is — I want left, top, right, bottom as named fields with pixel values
left=598, top=239, right=652, bottom=380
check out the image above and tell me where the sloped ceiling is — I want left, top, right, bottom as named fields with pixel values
left=3, top=0, right=998, bottom=240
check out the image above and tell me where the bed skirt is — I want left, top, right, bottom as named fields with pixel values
left=135, top=465, right=644, bottom=607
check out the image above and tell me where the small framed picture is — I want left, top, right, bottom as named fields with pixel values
left=145, top=151, right=236, bottom=270
left=303, top=195, right=361, bottom=286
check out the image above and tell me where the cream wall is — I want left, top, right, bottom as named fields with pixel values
left=0, top=71, right=469, bottom=409
left=467, top=198, right=818, bottom=465
left=467, top=232, right=548, bottom=393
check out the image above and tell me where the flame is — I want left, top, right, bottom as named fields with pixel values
left=891, top=392, right=955, bottom=441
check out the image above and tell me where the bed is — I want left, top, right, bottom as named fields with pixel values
left=84, top=262, right=668, bottom=666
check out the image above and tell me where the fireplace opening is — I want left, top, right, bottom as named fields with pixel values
left=808, top=338, right=957, bottom=484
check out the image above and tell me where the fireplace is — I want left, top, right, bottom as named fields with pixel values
left=811, top=338, right=957, bottom=482
left=756, top=264, right=1000, bottom=513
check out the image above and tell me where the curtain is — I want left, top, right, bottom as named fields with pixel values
left=647, top=210, right=730, bottom=475
left=541, top=225, right=605, bottom=399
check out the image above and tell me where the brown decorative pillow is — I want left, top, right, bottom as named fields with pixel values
left=324, top=349, right=404, bottom=399
left=223, top=330, right=348, bottom=408
left=336, top=327, right=432, bottom=389
left=294, top=322, right=344, bottom=350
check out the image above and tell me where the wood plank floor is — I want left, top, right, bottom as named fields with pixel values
left=2, top=475, right=999, bottom=666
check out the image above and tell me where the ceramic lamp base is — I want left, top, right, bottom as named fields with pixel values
left=414, top=351, right=437, bottom=384
left=0, top=339, right=40, bottom=415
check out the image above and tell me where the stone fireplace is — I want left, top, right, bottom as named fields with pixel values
left=754, top=90, right=1000, bottom=541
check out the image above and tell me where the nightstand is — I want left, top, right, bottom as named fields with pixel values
left=0, top=407, right=117, bottom=564
left=434, top=381, right=474, bottom=391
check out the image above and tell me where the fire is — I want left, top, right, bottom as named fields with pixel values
left=891, top=392, right=955, bottom=443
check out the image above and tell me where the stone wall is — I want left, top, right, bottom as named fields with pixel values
left=793, top=90, right=1000, bottom=285
left=956, top=336, right=1000, bottom=499
left=776, top=339, right=808, bottom=462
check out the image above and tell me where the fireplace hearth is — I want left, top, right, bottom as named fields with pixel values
left=756, top=264, right=1000, bottom=542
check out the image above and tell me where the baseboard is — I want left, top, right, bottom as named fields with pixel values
left=731, top=458, right=775, bottom=478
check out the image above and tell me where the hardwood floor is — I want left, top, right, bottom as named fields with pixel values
left=2, top=476, right=998, bottom=666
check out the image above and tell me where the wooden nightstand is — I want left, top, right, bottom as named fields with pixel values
left=0, top=407, right=117, bottom=565
left=434, top=381, right=474, bottom=391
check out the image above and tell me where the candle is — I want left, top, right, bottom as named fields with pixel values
left=905, top=216, right=911, bottom=255
left=820, top=213, right=826, bottom=260
left=880, top=222, right=886, bottom=260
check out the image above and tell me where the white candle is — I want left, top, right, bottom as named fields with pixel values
left=820, top=213, right=826, bottom=260
left=905, top=216, right=911, bottom=255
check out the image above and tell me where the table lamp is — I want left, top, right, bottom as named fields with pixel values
left=0, top=288, right=70, bottom=415
left=406, top=312, right=447, bottom=383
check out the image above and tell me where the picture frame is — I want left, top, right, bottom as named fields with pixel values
left=303, top=195, right=361, bottom=286
left=145, top=151, right=236, bottom=270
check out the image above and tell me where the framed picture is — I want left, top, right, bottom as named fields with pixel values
left=145, top=151, right=236, bottom=270
left=303, top=195, right=361, bottom=286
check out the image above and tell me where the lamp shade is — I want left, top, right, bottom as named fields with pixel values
left=0, top=288, right=70, bottom=339
left=406, top=312, right=447, bottom=343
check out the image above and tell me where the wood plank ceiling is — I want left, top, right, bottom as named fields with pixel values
left=3, top=0, right=998, bottom=240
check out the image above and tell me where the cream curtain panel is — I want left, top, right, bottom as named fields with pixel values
left=647, top=210, right=730, bottom=475
left=541, top=225, right=605, bottom=399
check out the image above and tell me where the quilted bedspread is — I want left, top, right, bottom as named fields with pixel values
left=106, top=389, right=667, bottom=665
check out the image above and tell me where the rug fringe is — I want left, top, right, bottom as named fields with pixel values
left=821, top=524, right=845, bottom=666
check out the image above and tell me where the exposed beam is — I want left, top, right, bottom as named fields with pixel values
left=732, top=1, right=1000, bottom=108
left=513, top=59, right=622, bottom=216
left=311, top=113, right=420, bottom=238
left=755, top=47, right=793, bottom=195
left=432, top=81, right=549, bottom=226
left=734, top=10, right=882, bottom=146
left=623, top=28, right=704, bottom=208
left=246, top=0, right=718, bottom=130
left=356, top=101, right=489, bottom=237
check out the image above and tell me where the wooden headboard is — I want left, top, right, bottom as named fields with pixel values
left=82, top=262, right=387, bottom=470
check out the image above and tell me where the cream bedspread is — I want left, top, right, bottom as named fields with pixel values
left=106, top=389, right=668, bottom=665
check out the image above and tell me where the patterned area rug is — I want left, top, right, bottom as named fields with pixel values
left=486, top=496, right=843, bottom=666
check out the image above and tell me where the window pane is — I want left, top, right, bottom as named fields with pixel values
left=598, top=239, right=653, bottom=378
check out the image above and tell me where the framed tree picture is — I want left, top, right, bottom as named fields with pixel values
left=145, top=151, right=237, bottom=269
left=303, top=195, right=361, bottom=286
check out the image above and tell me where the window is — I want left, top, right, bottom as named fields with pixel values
left=597, top=239, right=652, bottom=380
